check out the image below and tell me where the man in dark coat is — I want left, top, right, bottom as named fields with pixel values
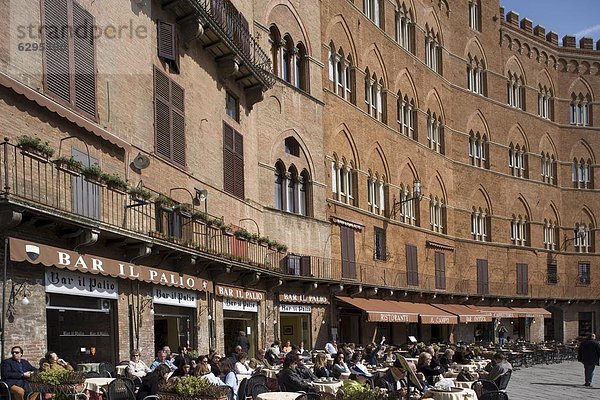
left=0, top=346, right=37, bottom=400
left=277, top=353, right=315, bottom=393
left=578, top=333, right=600, bottom=386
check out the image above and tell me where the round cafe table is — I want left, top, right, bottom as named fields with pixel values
left=256, top=393, right=301, bottom=400
left=312, top=380, right=344, bottom=394
left=84, top=378, right=115, bottom=394
left=444, top=371, right=479, bottom=380
left=423, top=388, right=477, bottom=400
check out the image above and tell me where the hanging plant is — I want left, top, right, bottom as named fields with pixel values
left=101, top=173, right=128, bottom=192
left=54, top=156, right=83, bottom=175
left=17, top=135, right=54, bottom=162
left=156, top=194, right=175, bottom=210
left=175, top=203, right=193, bottom=217
left=128, top=186, right=152, bottom=202
left=81, top=165, right=103, bottom=183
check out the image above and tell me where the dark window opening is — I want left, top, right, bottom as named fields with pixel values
left=374, top=227, right=386, bottom=261
left=225, top=91, right=239, bottom=121
left=285, top=137, right=300, bottom=157
left=578, top=262, right=591, bottom=285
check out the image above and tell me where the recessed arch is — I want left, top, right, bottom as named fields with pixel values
left=470, top=184, right=493, bottom=214
left=424, top=88, right=446, bottom=122
left=365, top=141, right=391, bottom=182
left=569, top=139, right=596, bottom=164
left=505, top=55, right=527, bottom=84
left=568, top=77, right=595, bottom=100
left=466, top=110, right=490, bottom=140
left=265, top=0, right=312, bottom=54
left=269, top=128, right=316, bottom=177
left=393, top=68, right=419, bottom=107
left=507, top=123, right=530, bottom=150
left=361, top=43, right=389, bottom=88
left=323, top=14, right=358, bottom=64
left=536, top=69, right=555, bottom=94
left=464, top=36, right=488, bottom=67
left=330, top=123, right=361, bottom=169
left=423, top=9, right=444, bottom=44
left=538, top=133, right=558, bottom=158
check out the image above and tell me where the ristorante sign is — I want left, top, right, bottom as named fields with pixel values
left=368, top=312, right=418, bottom=323
left=10, top=238, right=212, bottom=292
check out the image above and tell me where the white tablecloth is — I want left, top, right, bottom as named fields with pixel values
left=84, top=378, right=115, bottom=394
left=424, top=388, right=478, bottom=400
left=312, top=380, right=343, bottom=394
left=458, top=364, right=479, bottom=372
left=453, top=381, right=475, bottom=389
left=256, top=393, right=301, bottom=400
left=77, top=363, right=101, bottom=373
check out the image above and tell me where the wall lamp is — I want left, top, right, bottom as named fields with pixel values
left=550, top=225, right=587, bottom=262
left=140, top=297, right=154, bottom=315
left=195, top=188, right=209, bottom=215
left=390, top=180, right=423, bottom=219
left=7, top=281, right=30, bottom=321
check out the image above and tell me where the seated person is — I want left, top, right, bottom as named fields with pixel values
left=0, top=346, right=37, bottom=400
left=282, top=341, right=293, bottom=354
left=298, top=341, right=310, bottom=357
left=40, top=351, right=73, bottom=372
left=137, top=364, right=171, bottom=400
left=174, top=346, right=192, bottom=369
left=195, top=357, right=226, bottom=386
left=426, top=346, right=441, bottom=369
left=416, top=352, right=443, bottom=385
left=150, top=350, right=177, bottom=372
left=313, top=353, right=333, bottom=378
left=219, top=359, right=238, bottom=399
left=295, top=355, right=317, bottom=381
left=332, top=353, right=351, bottom=378
left=173, top=361, right=192, bottom=377
left=384, top=347, right=397, bottom=364
left=438, top=349, right=454, bottom=372
left=453, top=347, right=469, bottom=364
left=377, top=359, right=407, bottom=392
left=234, top=353, right=254, bottom=375
left=464, top=347, right=475, bottom=361
left=208, top=352, right=222, bottom=376
left=127, top=349, right=152, bottom=379
left=479, top=352, right=512, bottom=384
left=249, top=349, right=271, bottom=369
left=277, top=353, right=315, bottom=393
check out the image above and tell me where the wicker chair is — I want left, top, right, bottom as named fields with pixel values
left=250, top=383, right=269, bottom=400
left=471, top=379, right=499, bottom=398
left=480, top=391, right=509, bottom=400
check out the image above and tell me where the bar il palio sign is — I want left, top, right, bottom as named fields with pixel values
left=10, top=238, right=212, bottom=292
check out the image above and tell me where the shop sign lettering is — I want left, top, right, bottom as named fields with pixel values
left=10, top=238, right=212, bottom=292
left=45, top=269, right=118, bottom=299
left=153, top=287, right=197, bottom=308
left=369, top=313, right=411, bottom=323
left=464, top=315, right=490, bottom=323
left=279, top=304, right=312, bottom=313
left=420, top=315, right=458, bottom=324
left=223, top=298, right=258, bottom=312
left=279, top=293, right=329, bottom=304
left=215, top=285, right=264, bottom=301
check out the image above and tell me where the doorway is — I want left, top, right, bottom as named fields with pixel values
left=223, top=311, right=257, bottom=358
left=280, top=314, right=311, bottom=349
left=153, top=304, right=195, bottom=354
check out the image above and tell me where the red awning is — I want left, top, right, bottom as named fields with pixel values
left=509, top=307, right=552, bottom=318
left=336, top=297, right=457, bottom=324
left=466, top=305, right=518, bottom=318
left=433, top=304, right=493, bottom=323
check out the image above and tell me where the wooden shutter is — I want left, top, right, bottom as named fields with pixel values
left=223, top=123, right=235, bottom=195
left=341, top=226, right=356, bottom=279
left=157, top=20, right=177, bottom=61
left=72, top=2, right=97, bottom=118
left=233, top=131, right=245, bottom=199
left=154, top=67, right=185, bottom=166
left=44, top=0, right=71, bottom=104
left=154, top=67, right=172, bottom=160
left=477, top=259, right=488, bottom=295
left=171, top=80, right=186, bottom=166
left=435, top=251, right=446, bottom=289
left=406, top=244, right=418, bottom=286
left=517, top=263, right=528, bottom=295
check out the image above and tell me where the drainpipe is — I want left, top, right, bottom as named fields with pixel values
left=1, top=238, right=7, bottom=360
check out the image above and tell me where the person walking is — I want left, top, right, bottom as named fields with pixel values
left=498, top=325, right=508, bottom=347
left=578, top=333, right=600, bottom=387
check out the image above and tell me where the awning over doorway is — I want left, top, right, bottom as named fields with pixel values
left=432, top=304, right=493, bottom=323
left=509, top=307, right=552, bottom=318
left=336, top=296, right=458, bottom=324
left=466, top=305, right=551, bottom=319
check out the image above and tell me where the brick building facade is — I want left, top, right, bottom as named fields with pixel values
left=0, top=0, right=598, bottom=365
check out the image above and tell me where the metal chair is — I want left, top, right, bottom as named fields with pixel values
left=237, top=378, right=250, bottom=400
left=471, top=379, right=499, bottom=398
left=250, top=383, right=269, bottom=400
left=480, top=391, right=509, bottom=400
left=86, top=371, right=102, bottom=378
left=0, top=382, right=11, bottom=400
left=103, top=378, right=136, bottom=400
left=245, top=374, right=267, bottom=399
left=99, top=362, right=116, bottom=378
left=294, top=394, right=320, bottom=400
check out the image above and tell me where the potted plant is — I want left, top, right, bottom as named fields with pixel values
left=29, top=369, right=85, bottom=395
left=101, top=173, right=128, bottom=193
left=160, top=376, right=228, bottom=400
left=53, top=156, right=83, bottom=175
left=191, top=211, right=209, bottom=223
left=81, top=164, right=103, bottom=184
left=17, top=135, right=55, bottom=162
left=221, top=224, right=233, bottom=236
left=234, top=228, right=252, bottom=241
left=175, top=203, right=193, bottom=218
left=156, top=194, right=175, bottom=211
left=149, top=230, right=167, bottom=239
left=276, top=243, right=288, bottom=253
left=257, top=236, right=270, bottom=247
left=129, top=186, right=152, bottom=203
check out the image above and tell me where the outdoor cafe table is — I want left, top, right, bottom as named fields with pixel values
left=237, top=373, right=252, bottom=383
left=84, top=377, right=115, bottom=400
left=457, top=364, right=479, bottom=372
left=256, top=393, right=301, bottom=400
left=451, top=380, right=475, bottom=389
left=443, top=371, right=479, bottom=380
left=423, top=388, right=477, bottom=400
left=312, top=380, right=344, bottom=394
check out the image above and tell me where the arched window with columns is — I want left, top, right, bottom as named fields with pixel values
left=471, top=207, right=489, bottom=241
left=427, top=112, right=444, bottom=154
left=511, top=214, right=528, bottom=246
left=397, top=92, right=416, bottom=139
left=328, top=42, right=354, bottom=102
left=395, top=4, right=414, bottom=53
left=274, top=161, right=311, bottom=216
left=469, top=131, right=488, bottom=168
left=331, top=157, right=356, bottom=206
left=399, top=183, right=418, bottom=226
left=429, top=196, right=445, bottom=233
left=367, top=173, right=386, bottom=216
left=572, top=158, right=593, bottom=189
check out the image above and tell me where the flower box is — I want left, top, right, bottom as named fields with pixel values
left=54, top=157, right=83, bottom=176
left=17, top=135, right=54, bottom=163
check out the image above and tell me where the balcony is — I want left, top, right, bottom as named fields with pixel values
left=160, top=0, right=274, bottom=106
left=2, top=139, right=599, bottom=300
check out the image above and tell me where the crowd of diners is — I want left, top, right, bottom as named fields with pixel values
left=6, top=335, right=583, bottom=400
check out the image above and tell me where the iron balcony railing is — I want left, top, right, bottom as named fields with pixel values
left=2, top=140, right=599, bottom=299
left=195, top=0, right=274, bottom=87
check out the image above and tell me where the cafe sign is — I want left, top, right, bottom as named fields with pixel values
left=280, top=304, right=312, bottom=313
left=463, top=315, right=492, bottom=323
left=215, top=285, right=264, bottom=301
left=223, top=298, right=258, bottom=312
left=10, top=238, right=212, bottom=292
left=153, top=287, right=197, bottom=308
left=368, top=312, right=418, bottom=323
left=279, top=293, right=329, bottom=304
left=420, top=315, right=458, bottom=324
left=45, top=269, right=118, bottom=299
